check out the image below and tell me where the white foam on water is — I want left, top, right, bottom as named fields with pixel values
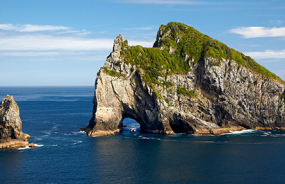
left=222, top=129, right=256, bottom=135
left=42, top=131, right=52, bottom=137
left=16, top=144, right=43, bottom=150
left=17, top=146, right=30, bottom=150
left=261, top=132, right=271, bottom=136
left=70, top=131, right=79, bottom=135
left=78, top=131, right=86, bottom=134
left=34, top=137, right=42, bottom=140
left=73, top=141, right=83, bottom=145
left=34, top=144, right=44, bottom=147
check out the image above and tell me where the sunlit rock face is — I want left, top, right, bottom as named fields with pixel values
left=0, top=95, right=30, bottom=148
left=82, top=23, right=285, bottom=136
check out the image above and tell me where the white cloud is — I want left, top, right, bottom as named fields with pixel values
left=0, top=24, right=154, bottom=61
left=245, top=49, right=285, bottom=59
left=0, top=24, right=70, bottom=32
left=230, top=26, right=285, bottom=38
left=0, top=33, right=114, bottom=51
left=117, top=0, right=207, bottom=5
left=0, top=23, right=91, bottom=36
left=0, top=32, right=153, bottom=51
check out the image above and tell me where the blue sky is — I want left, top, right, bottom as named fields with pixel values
left=0, top=0, right=285, bottom=86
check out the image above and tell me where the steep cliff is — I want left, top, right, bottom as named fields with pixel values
left=82, top=22, right=285, bottom=136
left=0, top=95, right=30, bottom=148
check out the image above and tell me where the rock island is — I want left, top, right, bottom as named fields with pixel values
left=81, top=22, right=285, bottom=136
left=0, top=95, right=31, bottom=148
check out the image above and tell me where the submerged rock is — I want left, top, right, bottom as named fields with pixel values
left=82, top=22, right=285, bottom=136
left=0, top=95, right=30, bottom=148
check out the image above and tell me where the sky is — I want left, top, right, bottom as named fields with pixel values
left=0, top=0, right=285, bottom=86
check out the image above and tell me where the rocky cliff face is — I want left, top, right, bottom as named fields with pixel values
left=0, top=95, right=30, bottom=148
left=82, top=22, right=285, bottom=136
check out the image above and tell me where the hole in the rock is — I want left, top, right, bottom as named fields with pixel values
left=122, top=118, right=141, bottom=132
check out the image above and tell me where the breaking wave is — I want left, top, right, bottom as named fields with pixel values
left=221, top=129, right=256, bottom=135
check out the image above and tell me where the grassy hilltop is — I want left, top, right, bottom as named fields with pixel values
left=118, top=22, right=284, bottom=86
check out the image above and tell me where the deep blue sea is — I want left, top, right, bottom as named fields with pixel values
left=1, top=87, right=285, bottom=184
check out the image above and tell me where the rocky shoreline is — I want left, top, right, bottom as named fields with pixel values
left=0, top=139, right=29, bottom=149
left=79, top=128, right=120, bottom=137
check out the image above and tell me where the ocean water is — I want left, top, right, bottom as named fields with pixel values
left=0, top=87, right=285, bottom=184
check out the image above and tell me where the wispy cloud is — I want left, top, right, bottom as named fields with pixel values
left=0, top=32, right=114, bottom=51
left=116, top=0, right=207, bottom=5
left=269, top=20, right=283, bottom=25
left=0, top=32, right=153, bottom=51
left=245, top=49, right=285, bottom=59
left=0, top=32, right=113, bottom=61
left=0, top=24, right=70, bottom=32
left=0, top=24, right=154, bottom=61
left=229, top=26, right=285, bottom=38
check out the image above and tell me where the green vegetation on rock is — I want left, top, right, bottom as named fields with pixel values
left=212, top=61, right=220, bottom=67
left=120, top=22, right=284, bottom=86
left=103, top=67, right=125, bottom=78
left=177, top=87, right=197, bottom=98
left=121, top=43, right=190, bottom=86
left=155, top=22, right=284, bottom=83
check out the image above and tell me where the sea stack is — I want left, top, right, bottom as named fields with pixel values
left=0, top=95, right=31, bottom=148
left=82, top=22, right=285, bottom=136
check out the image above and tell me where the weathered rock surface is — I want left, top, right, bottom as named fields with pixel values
left=82, top=24, right=285, bottom=136
left=29, top=143, right=37, bottom=148
left=0, top=95, right=30, bottom=148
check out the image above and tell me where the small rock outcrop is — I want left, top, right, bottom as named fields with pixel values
left=82, top=22, right=285, bottom=136
left=0, top=95, right=30, bottom=148
left=29, top=143, right=37, bottom=148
